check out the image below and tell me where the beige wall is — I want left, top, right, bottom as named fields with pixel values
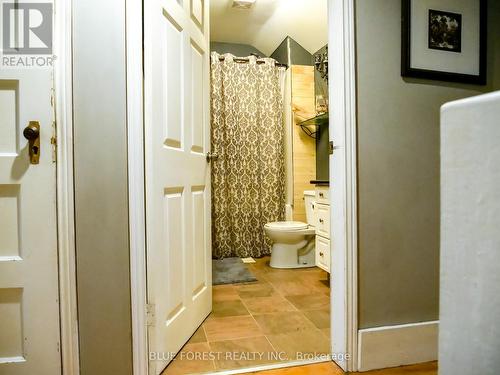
left=356, top=0, right=500, bottom=329
left=291, top=65, right=316, bottom=222
left=72, top=0, right=133, bottom=372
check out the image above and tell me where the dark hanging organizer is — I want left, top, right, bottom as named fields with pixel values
left=297, top=112, right=329, bottom=139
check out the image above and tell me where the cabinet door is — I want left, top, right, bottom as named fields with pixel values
left=315, top=235, right=330, bottom=273
left=315, top=186, right=330, bottom=205
left=316, top=203, right=330, bottom=238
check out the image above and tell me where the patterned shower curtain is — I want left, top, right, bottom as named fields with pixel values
left=211, top=52, right=286, bottom=259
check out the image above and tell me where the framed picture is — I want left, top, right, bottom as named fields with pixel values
left=402, top=0, right=487, bottom=85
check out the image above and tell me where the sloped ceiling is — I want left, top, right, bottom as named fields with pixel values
left=210, top=0, right=328, bottom=56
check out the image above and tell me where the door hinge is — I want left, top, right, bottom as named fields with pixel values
left=146, top=303, right=156, bottom=326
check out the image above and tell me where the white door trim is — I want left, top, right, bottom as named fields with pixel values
left=126, top=0, right=149, bottom=374
left=54, top=0, right=80, bottom=373
left=329, top=0, right=358, bottom=372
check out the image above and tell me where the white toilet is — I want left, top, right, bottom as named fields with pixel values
left=264, top=191, right=317, bottom=268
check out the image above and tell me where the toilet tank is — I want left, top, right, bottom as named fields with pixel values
left=304, top=190, right=317, bottom=226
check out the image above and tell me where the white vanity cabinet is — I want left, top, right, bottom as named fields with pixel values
left=315, top=186, right=330, bottom=273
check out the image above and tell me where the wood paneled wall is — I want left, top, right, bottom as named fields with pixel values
left=291, top=65, right=316, bottom=222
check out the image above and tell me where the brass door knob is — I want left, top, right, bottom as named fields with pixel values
left=23, top=123, right=40, bottom=140
left=23, top=121, right=40, bottom=164
left=206, top=152, right=219, bottom=163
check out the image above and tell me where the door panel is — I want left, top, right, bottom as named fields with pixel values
left=162, top=11, right=184, bottom=149
left=0, top=72, right=60, bottom=373
left=0, top=81, right=18, bottom=155
left=144, top=0, right=211, bottom=373
left=190, top=41, right=205, bottom=153
left=192, top=187, right=208, bottom=295
left=190, top=0, right=204, bottom=29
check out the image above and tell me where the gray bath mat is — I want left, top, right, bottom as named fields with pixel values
left=212, top=257, right=257, bottom=285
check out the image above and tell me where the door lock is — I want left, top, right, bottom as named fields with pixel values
left=23, top=121, right=40, bottom=164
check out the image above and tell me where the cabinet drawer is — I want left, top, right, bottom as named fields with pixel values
left=315, top=236, right=330, bottom=273
left=315, top=186, right=329, bottom=205
left=315, top=203, right=330, bottom=238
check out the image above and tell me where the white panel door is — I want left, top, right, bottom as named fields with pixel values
left=144, top=0, right=211, bottom=373
left=0, top=34, right=60, bottom=375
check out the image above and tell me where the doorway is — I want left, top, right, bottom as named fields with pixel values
left=131, top=0, right=359, bottom=373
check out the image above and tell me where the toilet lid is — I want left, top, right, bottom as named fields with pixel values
left=265, top=221, right=309, bottom=231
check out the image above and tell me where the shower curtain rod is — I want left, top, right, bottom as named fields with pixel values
left=217, top=56, right=288, bottom=69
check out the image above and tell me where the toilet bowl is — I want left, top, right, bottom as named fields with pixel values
left=264, top=191, right=317, bottom=269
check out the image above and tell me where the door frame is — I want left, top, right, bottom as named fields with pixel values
left=126, top=0, right=149, bottom=374
left=54, top=0, right=80, bottom=373
left=127, top=0, right=359, bottom=374
left=329, top=0, right=358, bottom=372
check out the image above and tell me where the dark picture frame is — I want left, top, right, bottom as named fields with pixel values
left=402, top=0, right=487, bottom=85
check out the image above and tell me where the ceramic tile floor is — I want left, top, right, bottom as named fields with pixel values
left=162, top=256, right=331, bottom=374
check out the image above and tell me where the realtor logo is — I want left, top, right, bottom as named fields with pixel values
left=2, top=2, right=52, bottom=55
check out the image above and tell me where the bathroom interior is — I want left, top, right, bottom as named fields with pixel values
left=164, top=0, right=330, bottom=373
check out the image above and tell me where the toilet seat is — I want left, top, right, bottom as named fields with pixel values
left=265, top=221, right=309, bottom=231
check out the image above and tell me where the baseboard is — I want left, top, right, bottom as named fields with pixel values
left=357, top=321, right=439, bottom=372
